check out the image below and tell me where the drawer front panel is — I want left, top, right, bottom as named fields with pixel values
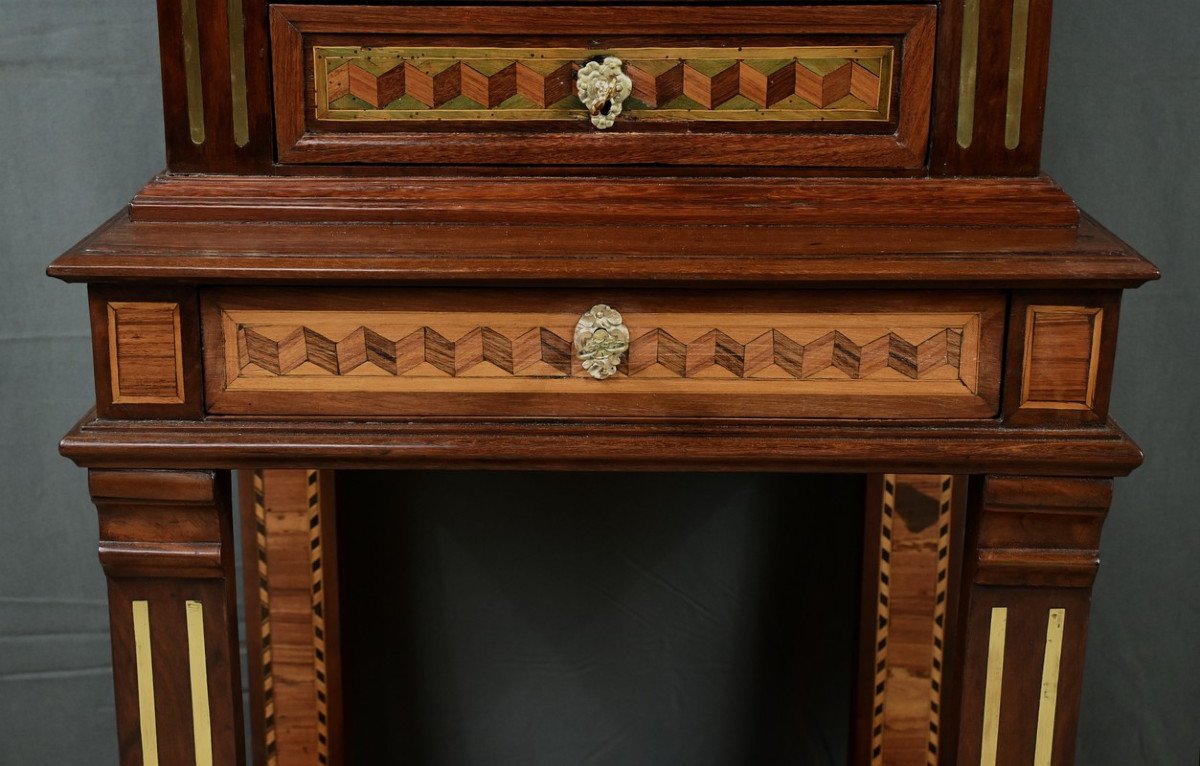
left=201, top=289, right=1002, bottom=419
left=271, top=4, right=935, bottom=167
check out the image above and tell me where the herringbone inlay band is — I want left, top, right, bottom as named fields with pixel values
left=236, top=325, right=965, bottom=381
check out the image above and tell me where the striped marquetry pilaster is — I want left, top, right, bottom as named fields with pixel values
left=864, top=474, right=962, bottom=766
left=242, top=469, right=341, bottom=766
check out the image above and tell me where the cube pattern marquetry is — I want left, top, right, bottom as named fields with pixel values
left=316, top=46, right=892, bottom=121
left=235, top=324, right=965, bottom=382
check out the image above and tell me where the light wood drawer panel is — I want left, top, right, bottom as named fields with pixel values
left=201, top=289, right=1003, bottom=420
left=271, top=4, right=935, bottom=167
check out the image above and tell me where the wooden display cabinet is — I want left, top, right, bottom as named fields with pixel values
left=51, top=0, right=1157, bottom=764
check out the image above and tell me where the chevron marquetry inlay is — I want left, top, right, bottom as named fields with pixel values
left=235, top=324, right=965, bottom=381
left=315, top=46, right=893, bottom=122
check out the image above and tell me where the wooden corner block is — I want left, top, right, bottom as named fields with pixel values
left=91, top=285, right=203, bottom=419
left=107, top=301, right=185, bottom=404
left=1020, top=306, right=1104, bottom=410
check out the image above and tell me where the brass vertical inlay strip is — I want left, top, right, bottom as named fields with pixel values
left=1033, top=608, right=1066, bottom=765
left=980, top=606, right=1007, bottom=766
left=132, top=600, right=160, bottom=766
left=1005, top=0, right=1032, bottom=149
left=181, top=0, right=205, bottom=144
left=956, top=0, right=981, bottom=148
left=227, top=0, right=250, bottom=146
left=186, top=600, right=214, bottom=766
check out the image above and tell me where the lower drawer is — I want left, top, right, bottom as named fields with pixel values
left=200, top=288, right=1004, bottom=419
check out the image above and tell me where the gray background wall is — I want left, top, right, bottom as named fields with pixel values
left=1, top=0, right=1196, bottom=762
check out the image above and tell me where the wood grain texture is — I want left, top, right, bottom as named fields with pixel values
left=88, top=285, right=204, bottom=420
left=154, top=0, right=273, bottom=172
left=857, top=475, right=965, bottom=766
left=200, top=288, right=1004, bottom=419
left=931, top=0, right=1054, bottom=175
left=271, top=4, right=934, bottom=167
left=127, top=175, right=1079, bottom=228
left=59, top=414, right=1146, bottom=477
left=239, top=470, right=342, bottom=766
left=1003, top=291, right=1123, bottom=426
left=89, top=470, right=245, bottom=766
left=106, top=302, right=185, bottom=404
left=952, top=476, right=1112, bottom=766
left=1020, top=306, right=1103, bottom=409
left=50, top=211, right=1159, bottom=289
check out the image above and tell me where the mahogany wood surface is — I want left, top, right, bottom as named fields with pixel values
left=49, top=211, right=1157, bottom=289
left=127, top=175, right=1080, bottom=227
left=50, top=0, right=1161, bottom=762
left=60, top=413, right=1144, bottom=477
left=90, top=469, right=245, bottom=766
left=270, top=5, right=936, bottom=167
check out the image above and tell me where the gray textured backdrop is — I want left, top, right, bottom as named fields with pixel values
left=1, top=0, right=1196, bottom=763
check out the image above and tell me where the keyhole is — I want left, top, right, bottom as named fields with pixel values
left=600, top=99, right=612, bottom=116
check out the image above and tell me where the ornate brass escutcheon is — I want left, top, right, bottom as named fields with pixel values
left=575, top=56, right=633, bottom=129
left=574, top=304, right=630, bottom=379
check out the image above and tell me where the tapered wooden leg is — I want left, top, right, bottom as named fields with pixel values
left=90, top=469, right=246, bottom=766
left=951, top=476, right=1111, bottom=766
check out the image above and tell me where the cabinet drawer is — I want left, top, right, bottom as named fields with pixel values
left=271, top=4, right=935, bottom=167
left=201, top=289, right=1002, bottom=419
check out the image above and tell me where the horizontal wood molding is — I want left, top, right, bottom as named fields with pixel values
left=271, top=4, right=934, bottom=167
left=128, top=175, right=1079, bottom=228
left=59, top=416, right=1145, bottom=476
left=201, top=288, right=1004, bottom=419
left=52, top=211, right=1158, bottom=289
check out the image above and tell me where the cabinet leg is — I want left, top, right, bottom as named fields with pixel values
left=90, top=469, right=246, bottom=766
left=952, top=476, right=1111, bottom=766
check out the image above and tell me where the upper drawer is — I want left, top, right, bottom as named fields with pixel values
left=270, top=4, right=935, bottom=167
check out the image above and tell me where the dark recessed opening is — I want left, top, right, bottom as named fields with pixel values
left=338, top=471, right=864, bottom=765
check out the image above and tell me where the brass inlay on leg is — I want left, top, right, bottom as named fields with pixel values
left=1033, top=608, right=1066, bottom=765
left=956, top=0, right=981, bottom=148
left=226, top=0, right=250, bottom=146
left=181, top=0, right=205, bottom=144
left=186, top=600, right=214, bottom=766
left=132, top=600, right=160, bottom=766
left=980, top=606, right=1007, bottom=766
left=1005, top=0, right=1032, bottom=149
